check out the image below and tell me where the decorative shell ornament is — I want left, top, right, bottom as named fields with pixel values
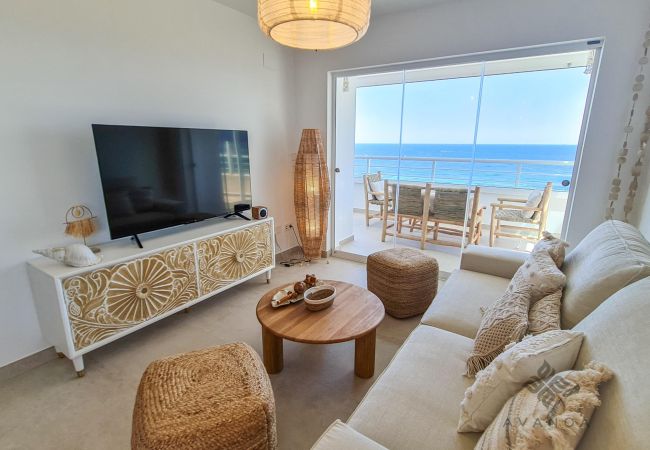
left=34, top=244, right=102, bottom=268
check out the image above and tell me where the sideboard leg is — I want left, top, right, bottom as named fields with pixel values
left=266, top=270, right=272, bottom=284
left=72, top=356, right=85, bottom=377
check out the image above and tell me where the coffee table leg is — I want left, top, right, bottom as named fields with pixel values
left=262, top=326, right=283, bottom=374
left=354, top=329, right=376, bottom=378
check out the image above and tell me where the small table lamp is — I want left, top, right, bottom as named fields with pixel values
left=64, top=205, right=98, bottom=246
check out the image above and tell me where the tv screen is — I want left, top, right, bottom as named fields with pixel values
left=92, top=124, right=252, bottom=240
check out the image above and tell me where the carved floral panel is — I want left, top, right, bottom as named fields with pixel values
left=62, top=245, right=198, bottom=350
left=198, top=222, right=273, bottom=293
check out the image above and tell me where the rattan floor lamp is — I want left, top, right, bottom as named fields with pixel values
left=294, top=129, right=331, bottom=260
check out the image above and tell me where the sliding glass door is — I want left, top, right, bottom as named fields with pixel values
left=332, top=45, right=599, bottom=271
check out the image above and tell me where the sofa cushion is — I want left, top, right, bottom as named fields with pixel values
left=532, top=231, right=569, bottom=268
left=311, top=420, right=387, bottom=450
left=477, top=361, right=613, bottom=450
left=561, top=220, right=650, bottom=328
left=458, top=329, right=584, bottom=432
left=528, top=289, right=562, bottom=335
left=572, top=277, right=650, bottom=450
left=466, top=251, right=566, bottom=376
left=348, top=326, right=480, bottom=450
left=421, top=270, right=510, bottom=339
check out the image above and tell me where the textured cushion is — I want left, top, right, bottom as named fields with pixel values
left=466, top=252, right=566, bottom=376
left=458, top=330, right=583, bottom=432
left=131, top=343, right=276, bottom=450
left=532, top=231, right=570, bottom=268
left=495, top=209, right=534, bottom=223
left=367, top=248, right=439, bottom=318
left=516, top=251, right=567, bottom=300
left=524, top=190, right=544, bottom=219
left=370, top=180, right=384, bottom=201
left=348, top=326, right=480, bottom=450
left=422, top=270, right=510, bottom=339
left=312, top=420, right=387, bottom=450
left=573, top=277, right=650, bottom=450
left=477, top=361, right=612, bottom=450
left=561, top=220, right=650, bottom=328
left=460, top=245, right=529, bottom=279
left=528, top=289, right=562, bottom=335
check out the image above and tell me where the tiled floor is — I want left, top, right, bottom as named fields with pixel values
left=0, top=258, right=421, bottom=450
left=336, top=212, right=532, bottom=274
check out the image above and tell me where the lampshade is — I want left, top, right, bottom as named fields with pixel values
left=294, top=129, right=331, bottom=259
left=258, top=0, right=372, bottom=51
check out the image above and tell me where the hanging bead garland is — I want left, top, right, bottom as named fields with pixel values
left=606, top=25, right=650, bottom=221
left=624, top=106, right=650, bottom=220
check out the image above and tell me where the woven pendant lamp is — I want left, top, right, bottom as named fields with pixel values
left=294, top=129, right=331, bottom=259
left=258, top=0, right=372, bottom=51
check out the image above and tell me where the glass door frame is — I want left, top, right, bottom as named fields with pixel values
left=327, top=39, right=604, bottom=257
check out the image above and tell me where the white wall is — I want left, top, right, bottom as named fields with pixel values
left=294, top=0, right=650, bottom=246
left=0, top=0, right=296, bottom=367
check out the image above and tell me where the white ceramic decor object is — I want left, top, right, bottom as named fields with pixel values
left=34, top=244, right=102, bottom=268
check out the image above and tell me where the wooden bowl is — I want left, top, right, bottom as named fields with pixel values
left=304, top=285, right=336, bottom=312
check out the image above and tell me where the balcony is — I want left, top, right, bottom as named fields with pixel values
left=334, top=155, right=571, bottom=273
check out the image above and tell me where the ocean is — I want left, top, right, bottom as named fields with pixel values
left=354, top=144, right=576, bottom=191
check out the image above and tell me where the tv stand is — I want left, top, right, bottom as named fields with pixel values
left=27, top=218, right=275, bottom=376
left=224, top=212, right=251, bottom=221
left=132, top=234, right=144, bottom=249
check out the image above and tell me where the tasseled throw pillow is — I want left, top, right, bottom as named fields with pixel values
left=466, top=251, right=566, bottom=376
left=532, top=231, right=570, bottom=268
left=528, top=289, right=563, bottom=335
left=458, top=330, right=584, bottom=433
left=475, top=361, right=613, bottom=450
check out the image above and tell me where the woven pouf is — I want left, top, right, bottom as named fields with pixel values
left=132, top=343, right=277, bottom=450
left=367, top=248, right=439, bottom=318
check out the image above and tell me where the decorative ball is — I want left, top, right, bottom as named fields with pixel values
left=293, top=281, right=307, bottom=294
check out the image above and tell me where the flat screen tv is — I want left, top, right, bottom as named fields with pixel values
left=92, top=124, right=252, bottom=240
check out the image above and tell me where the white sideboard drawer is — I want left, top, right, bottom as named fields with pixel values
left=197, top=221, right=273, bottom=294
left=62, top=244, right=198, bottom=350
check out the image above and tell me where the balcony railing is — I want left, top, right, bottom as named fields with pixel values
left=353, top=155, right=574, bottom=191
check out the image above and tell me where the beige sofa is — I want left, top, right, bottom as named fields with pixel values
left=313, top=220, right=650, bottom=450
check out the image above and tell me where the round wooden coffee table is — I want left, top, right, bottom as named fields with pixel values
left=256, top=280, right=385, bottom=378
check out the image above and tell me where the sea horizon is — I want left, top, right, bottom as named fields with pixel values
left=354, top=143, right=576, bottom=191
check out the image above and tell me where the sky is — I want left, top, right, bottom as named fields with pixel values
left=355, top=67, right=592, bottom=145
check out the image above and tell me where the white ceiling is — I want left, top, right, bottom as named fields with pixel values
left=214, top=0, right=448, bottom=18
